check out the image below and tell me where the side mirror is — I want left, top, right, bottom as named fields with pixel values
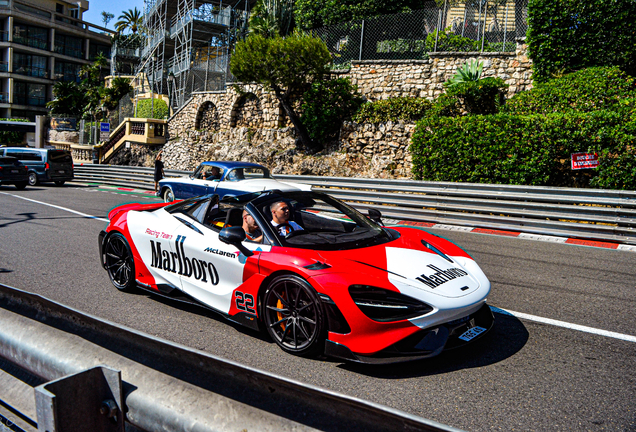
left=219, top=226, right=253, bottom=257
left=368, top=208, right=383, bottom=225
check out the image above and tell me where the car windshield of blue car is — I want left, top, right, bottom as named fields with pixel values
left=193, top=165, right=223, bottom=181
left=256, top=192, right=393, bottom=250
left=225, top=167, right=271, bottom=182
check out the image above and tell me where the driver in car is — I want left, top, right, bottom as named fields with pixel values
left=270, top=201, right=303, bottom=236
left=202, top=166, right=221, bottom=180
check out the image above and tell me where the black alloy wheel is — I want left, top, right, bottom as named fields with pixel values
left=28, top=172, right=38, bottom=186
left=263, top=275, right=326, bottom=357
left=104, top=233, right=136, bottom=292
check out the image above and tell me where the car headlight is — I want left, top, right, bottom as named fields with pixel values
left=348, top=285, right=433, bottom=322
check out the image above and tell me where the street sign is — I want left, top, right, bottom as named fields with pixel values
left=571, top=152, right=599, bottom=170
left=100, top=122, right=111, bottom=141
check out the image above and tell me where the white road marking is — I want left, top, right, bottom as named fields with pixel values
left=517, top=233, right=568, bottom=243
left=0, top=192, right=109, bottom=222
left=490, top=306, right=636, bottom=343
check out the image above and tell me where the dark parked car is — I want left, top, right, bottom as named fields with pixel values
left=0, top=147, right=74, bottom=186
left=0, top=156, right=28, bottom=189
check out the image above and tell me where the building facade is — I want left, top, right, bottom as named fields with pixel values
left=0, top=0, right=111, bottom=120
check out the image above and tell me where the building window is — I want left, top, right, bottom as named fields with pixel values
left=55, top=34, right=84, bottom=59
left=13, top=24, right=49, bottom=50
left=89, top=43, right=111, bottom=60
left=54, top=61, right=82, bottom=82
left=14, top=82, right=47, bottom=107
left=56, top=3, right=64, bottom=13
left=13, top=53, right=48, bottom=78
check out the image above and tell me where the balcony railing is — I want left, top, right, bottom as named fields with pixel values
left=13, top=65, right=48, bottom=78
left=54, top=44, right=84, bottom=59
left=13, top=35, right=48, bottom=50
left=14, top=95, right=46, bottom=106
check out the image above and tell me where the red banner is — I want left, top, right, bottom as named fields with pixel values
left=571, top=152, right=599, bottom=170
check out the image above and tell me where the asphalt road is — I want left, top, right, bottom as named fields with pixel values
left=1, top=183, right=635, bottom=432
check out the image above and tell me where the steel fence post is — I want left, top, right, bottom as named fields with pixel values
left=359, top=20, right=365, bottom=61
left=481, top=1, right=488, bottom=52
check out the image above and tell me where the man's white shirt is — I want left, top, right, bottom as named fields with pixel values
left=271, top=220, right=303, bottom=236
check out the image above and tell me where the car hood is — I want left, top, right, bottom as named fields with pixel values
left=317, top=233, right=485, bottom=299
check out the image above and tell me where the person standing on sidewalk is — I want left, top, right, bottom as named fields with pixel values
left=154, top=152, right=164, bottom=193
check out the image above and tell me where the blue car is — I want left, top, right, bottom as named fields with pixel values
left=157, top=161, right=310, bottom=202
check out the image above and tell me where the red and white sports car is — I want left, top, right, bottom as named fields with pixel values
left=99, top=191, right=493, bottom=364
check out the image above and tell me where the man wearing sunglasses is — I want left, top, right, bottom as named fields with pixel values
left=270, top=201, right=303, bottom=236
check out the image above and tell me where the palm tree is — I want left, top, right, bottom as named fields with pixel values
left=115, top=8, right=143, bottom=34
left=248, top=0, right=294, bottom=37
left=101, top=11, right=114, bottom=28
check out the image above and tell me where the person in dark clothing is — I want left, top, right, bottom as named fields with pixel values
left=154, top=152, right=164, bottom=193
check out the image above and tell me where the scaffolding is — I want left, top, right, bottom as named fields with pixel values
left=134, top=0, right=252, bottom=114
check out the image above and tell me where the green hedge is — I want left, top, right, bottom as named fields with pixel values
left=136, top=98, right=169, bottom=119
left=504, top=67, right=636, bottom=115
left=410, top=109, right=636, bottom=189
left=527, top=0, right=636, bottom=82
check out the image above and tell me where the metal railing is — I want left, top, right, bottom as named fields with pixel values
left=0, top=283, right=459, bottom=432
left=71, top=165, right=636, bottom=245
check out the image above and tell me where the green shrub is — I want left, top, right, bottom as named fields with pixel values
left=426, top=94, right=461, bottom=118
left=445, top=77, right=508, bottom=115
left=352, top=97, right=432, bottom=123
left=136, top=98, right=169, bottom=119
left=301, top=77, right=363, bottom=143
left=483, top=41, right=516, bottom=52
left=410, top=110, right=636, bottom=189
left=504, top=67, right=636, bottom=115
left=425, top=28, right=482, bottom=52
left=0, top=118, right=28, bottom=145
left=527, top=0, right=636, bottom=82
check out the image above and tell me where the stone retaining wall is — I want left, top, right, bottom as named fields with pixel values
left=120, top=42, right=533, bottom=179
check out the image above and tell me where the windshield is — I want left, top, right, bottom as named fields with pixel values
left=254, top=192, right=393, bottom=250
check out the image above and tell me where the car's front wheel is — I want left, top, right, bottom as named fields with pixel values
left=104, top=233, right=136, bottom=292
left=163, top=187, right=175, bottom=203
left=28, top=172, right=38, bottom=186
left=263, top=274, right=326, bottom=357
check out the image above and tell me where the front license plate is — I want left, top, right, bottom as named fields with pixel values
left=458, top=326, right=486, bottom=342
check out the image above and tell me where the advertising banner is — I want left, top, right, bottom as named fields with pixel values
left=571, top=152, right=599, bottom=170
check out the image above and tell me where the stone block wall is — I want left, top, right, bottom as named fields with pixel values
left=125, top=42, right=533, bottom=179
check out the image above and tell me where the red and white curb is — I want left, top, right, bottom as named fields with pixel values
left=391, top=219, right=636, bottom=253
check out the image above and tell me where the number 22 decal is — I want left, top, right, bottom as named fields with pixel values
left=235, top=291, right=256, bottom=314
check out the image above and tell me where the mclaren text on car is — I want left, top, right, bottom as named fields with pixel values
left=99, top=190, right=493, bottom=364
left=157, top=161, right=310, bottom=202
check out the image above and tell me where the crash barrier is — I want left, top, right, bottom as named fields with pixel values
left=72, top=164, right=636, bottom=245
left=0, top=283, right=461, bottom=432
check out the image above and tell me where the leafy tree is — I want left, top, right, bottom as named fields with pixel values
left=101, top=11, right=114, bottom=27
left=527, top=0, right=636, bottom=82
left=301, top=77, right=362, bottom=144
left=294, top=0, right=432, bottom=30
left=47, top=81, right=85, bottom=117
left=80, top=54, right=108, bottom=117
left=102, top=77, right=133, bottom=111
left=249, top=0, right=295, bottom=37
left=115, top=8, right=143, bottom=34
left=230, top=32, right=332, bottom=152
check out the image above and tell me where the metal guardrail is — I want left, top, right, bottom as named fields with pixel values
left=0, top=283, right=461, bottom=432
left=72, top=164, right=636, bottom=245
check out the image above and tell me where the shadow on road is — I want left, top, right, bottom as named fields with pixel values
left=337, top=311, right=529, bottom=377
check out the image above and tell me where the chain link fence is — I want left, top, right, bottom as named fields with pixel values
left=313, top=0, right=528, bottom=69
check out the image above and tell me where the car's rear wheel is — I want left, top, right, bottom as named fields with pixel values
left=104, top=233, right=136, bottom=292
left=163, top=187, right=175, bottom=203
left=14, top=181, right=27, bottom=190
left=54, top=180, right=65, bottom=186
left=263, top=275, right=326, bottom=357
left=28, top=172, right=38, bottom=186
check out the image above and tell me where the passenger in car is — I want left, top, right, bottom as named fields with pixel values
left=270, top=201, right=303, bottom=236
left=242, top=210, right=263, bottom=243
